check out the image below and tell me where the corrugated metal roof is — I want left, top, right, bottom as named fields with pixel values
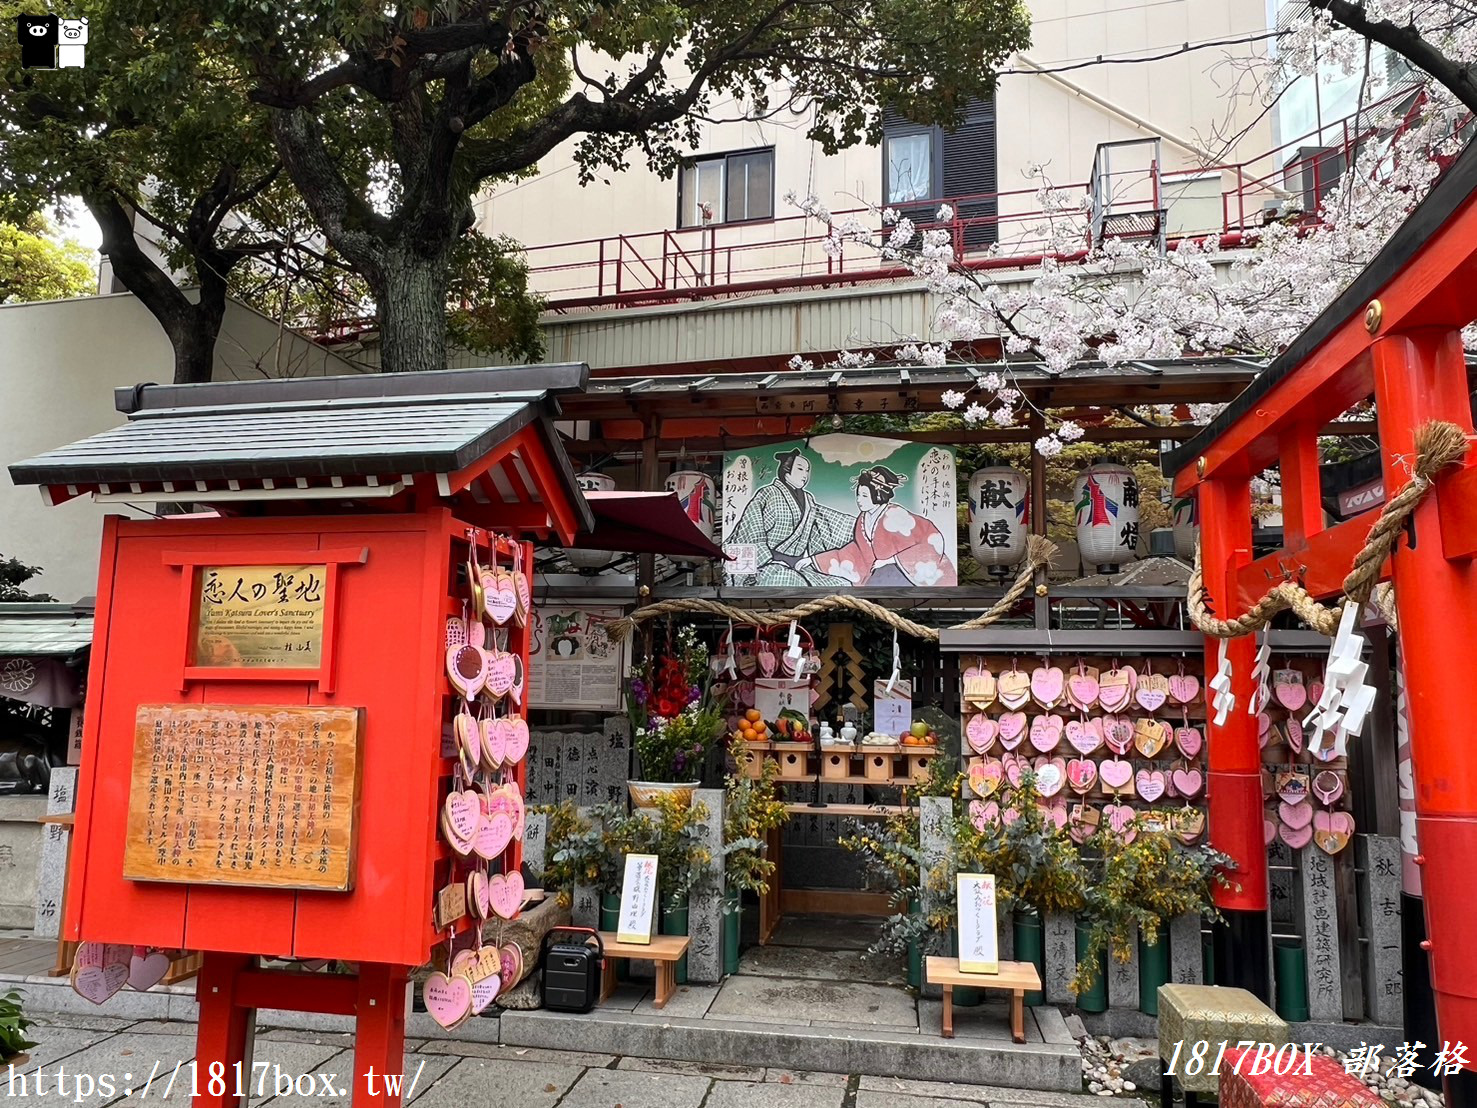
left=0, top=605, right=93, bottom=656
left=9, top=397, right=543, bottom=486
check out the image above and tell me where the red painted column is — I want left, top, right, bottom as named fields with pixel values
left=1199, top=473, right=1270, bottom=997
left=1371, top=329, right=1477, bottom=1074
left=352, top=962, right=411, bottom=1107
left=193, top=952, right=254, bottom=1108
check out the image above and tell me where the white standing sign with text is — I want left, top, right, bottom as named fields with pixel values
left=616, top=853, right=659, bottom=945
left=957, top=873, right=1000, bottom=974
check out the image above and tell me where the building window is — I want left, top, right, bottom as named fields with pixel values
left=882, top=101, right=998, bottom=248
left=679, top=148, right=774, bottom=227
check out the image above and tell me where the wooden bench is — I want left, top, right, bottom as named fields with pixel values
left=924, top=956, right=1042, bottom=1043
left=596, top=932, right=691, bottom=1010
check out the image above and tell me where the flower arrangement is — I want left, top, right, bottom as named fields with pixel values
left=1069, top=812, right=1233, bottom=995
left=722, top=745, right=790, bottom=896
left=629, top=626, right=727, bottom=782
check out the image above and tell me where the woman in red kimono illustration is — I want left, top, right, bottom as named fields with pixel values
left=801, top=466, right=958, bottom=587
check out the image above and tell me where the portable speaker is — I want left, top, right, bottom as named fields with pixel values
left=540, top=926, right=604, bottom=1013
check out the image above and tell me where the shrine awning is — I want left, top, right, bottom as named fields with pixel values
left=571, top=491, right=728, bottom=559
left=8, top=364, right=597, bottom=544
left=0, top=603, right=94, bottom=657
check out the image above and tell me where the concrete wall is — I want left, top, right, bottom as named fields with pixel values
left=475, top=0, right=1277, bottom=290
left=0, top=292, right=360, bottom=603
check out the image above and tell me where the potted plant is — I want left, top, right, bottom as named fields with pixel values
left=628, top=628, right=728, bottom=806
left=634, top=791, right=714, bottom=985
left=1071, top=809, right=1232, bottom=1013
left=0, top=990, right=35, bottom=1067
left=721, top=746, right=790, bottom=974
left=538, top=800, right=626, bottom=930
left=840, top=807, right=932, bottom=987
left=934, top=774, right=1088, bottom=1006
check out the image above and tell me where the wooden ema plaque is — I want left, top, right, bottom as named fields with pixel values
left=123, top=704, right=362, bottom=891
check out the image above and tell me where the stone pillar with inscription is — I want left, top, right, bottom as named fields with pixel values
left=1297, top=846, right=1343, bottom=1021
left=919, top=796, right=952, bottom=921
left=1169, top=913, right=1204, bottom=985
left=599, top=716, right=631, bottom=807
left=521, top=811, right=548, bottom=886
left=1107, top=924, right=1140, bottom=1010
left=688, top=788, right=724, bottom=983
left=1045, top=911, right=1076, bottom=1004
left=33, top=767, right=77, bottom=937
left=571, top=808, right=602, bottom=930
left=1357, top=833, right=1403, bottom=1025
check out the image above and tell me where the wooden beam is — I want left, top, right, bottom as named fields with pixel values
left=1234, top=512, right=1383, bottom=608
left=1437, top=464, right=1477, bottom=561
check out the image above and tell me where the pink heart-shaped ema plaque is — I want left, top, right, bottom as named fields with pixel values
left=1171, top=768, right=1204, bottom=798
left=1273, top=669, right=1307, bottom=711
left=1280, top=820, right=1313, bottom=850
left=448, top=644, right=486, bottom=699
left=505, top=717, right=530, bottom=764
left=1002, top=752, right=1027, bottom=788
left=1098, top=667, right=1137, bottom=712
left=1040, top=800, right=1068, bottom=830
left=1103, top=715, right=1134, bottom=756
left=489, top=871, right=525, bottom=919
left=1174, top=726, right=1203, bottom=759
left=1034, top=756, right=1066, bottom=797
left=758, top=648, right=777, bottom=678
left=1135, top=769, right=1167, bottom=803
left=970, top=800, right=1001, bottom=830
left=128, top=950, right=171, bottom=992
left=469, top=966, right=502, bottom=1015
left=75, top=942, right=131, bottom=970
left=1067, top=718, right=1104, bottom=756
left=473, top=811, right=513, bottom=861
left=1000, top=805, right=1021, bottom=827
left=487, top=571, right=518, bottom=626
left=969, top=759, right=1004, bottom=799
left=423, top=971, right=473, bottom=1030
left=1067, top=758, right=1098, bottom=793
left=998, top=712, right=1028, bottom=750
left=998, top=669, right=1031, bottom=709
left=1168, top=673, right=1200, bottom=705
left=442, top=790, right=481, bottom=854
left=446, top=615, right=468, bottom=649
left=1284, top=719, right=1304, bottom=754
left=481, top=717, right=507, bottom=769
left=1067, top=667, right=1100, bottom=711
left=1136, top=673, right=1170, bottom=713
left=1264, top=817, right=1277, bottom=846
left=1100, top=758, right=1133, bottom=792
left=1030, top=714, right=1064, bottom=753
left=72, top=962, right=129, bottom=1005
left=1070, top=804, right=1101, bottom=844
left=499, top=943, right=524, bottom=991
left=1134, top=718, right=1170, bottom=759
left=468, top=871, right=491, bottom=920
left=1279, top=799, right=1313, bottom=830
left=966, top=713, right=999, bottom=754
left=457, top=710, right=482, bottom=766
left=486, top=652, right=515, bottom=699
left=1103, top=802, right=1136, bottom=838
left=1313, top=810, right=1354, bottom=854
left=1031, top=666, right=1066, bottom=709
left=1308, top=679, right=1325, bottom=706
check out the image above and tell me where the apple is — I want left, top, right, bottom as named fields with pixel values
left=910, top=720, right=931, bottom=740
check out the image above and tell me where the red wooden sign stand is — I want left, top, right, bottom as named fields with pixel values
left=1171, top=144, right=1477, bottom=1101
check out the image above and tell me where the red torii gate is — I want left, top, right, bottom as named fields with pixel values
left=1168, top=139, right=1477, bottom=1100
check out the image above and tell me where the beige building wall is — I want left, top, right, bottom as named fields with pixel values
left=477, top=0, right=1277, bottom=298
left=0, top=293, right=359, bottom=604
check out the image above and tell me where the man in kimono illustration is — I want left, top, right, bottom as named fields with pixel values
left=803, top=466, right=958, bottom=586
left=727, top=449, right=855, bottom=586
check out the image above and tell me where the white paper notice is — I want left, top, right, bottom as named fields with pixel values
left=873, top=679, right=913, bottom=738
left=755, top=678, right=809, bottom=723
left=616, top=853, right=659, bottom=945
left=957, top=873, right=999, bottom=974
left=529, top=606, right=630, bottom=710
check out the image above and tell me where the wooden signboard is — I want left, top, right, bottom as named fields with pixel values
left=192, top=564, right=328, bottom=668
left=616, top=853, right=659, bottom=945
left=956, top=873, right=1000, bottom=974
left=123, top=704, right=362, bottom=891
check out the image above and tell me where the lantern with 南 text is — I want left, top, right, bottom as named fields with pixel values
left=967, top=466, right=1029, bottom=577
left=1074, top=462, right=1141, bottom=571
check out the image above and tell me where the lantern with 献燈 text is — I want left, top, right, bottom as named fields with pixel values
left=967, top=466, right=1029, bottom=581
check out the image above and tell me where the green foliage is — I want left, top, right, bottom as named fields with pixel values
left=539, top=795, right=714, bottom=901
left=0, top=213, right=94, bottom=304
left=0, top=990, right=36, bottom=1060
left=0, top=554, right=51, bottom=601
left=840, top=807, right=929, bottom=957
left=722, top=748, right=789, bottom=895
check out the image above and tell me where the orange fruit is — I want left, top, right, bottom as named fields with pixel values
left=745, top=708, right=762, bottom=723
left=741, top=726, right=757, bottom=741
left=754, top=721, right=768, bottom=735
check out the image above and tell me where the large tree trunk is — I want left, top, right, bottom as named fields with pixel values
left=373, top=250, right=450, bottom=373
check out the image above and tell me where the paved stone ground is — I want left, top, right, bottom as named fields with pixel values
left=9, top=1011, right=1115, bottom=1108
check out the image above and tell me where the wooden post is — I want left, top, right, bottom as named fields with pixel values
left=352, top=963, right=411, bottom=1107
left=1028, top=411, right=1049, bottom=631
left=194, top=953, right=255, bottom=1108
left=637, top=414, right=661, bottom=593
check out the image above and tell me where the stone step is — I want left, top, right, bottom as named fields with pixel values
left=499, top=1006, right=1083, bottom=1091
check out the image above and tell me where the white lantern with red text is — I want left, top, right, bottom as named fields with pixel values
left=1073, top=463, right=1141, bottom=571
left=967, top=467, right=1029, bottom=577
left=665, top=470, right=716, bottom=566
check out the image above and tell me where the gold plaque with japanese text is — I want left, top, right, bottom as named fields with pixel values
left=123, top=704, right=361, bottom=890
left=192, top=565, right=327, bottom=668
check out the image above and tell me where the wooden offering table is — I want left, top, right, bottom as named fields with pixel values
left=925, top=956, right=1042, bottom=1043
left=598, top=932, right=691, bottom=1009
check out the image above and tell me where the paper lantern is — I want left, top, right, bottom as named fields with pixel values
left=565, top=472, right=617, bottom=571
left=1073, top=463, right=1141, bottom=570
left=1171, top=493, right=1198, bottom=562
left=967, top=466, right=1029, bottom=571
